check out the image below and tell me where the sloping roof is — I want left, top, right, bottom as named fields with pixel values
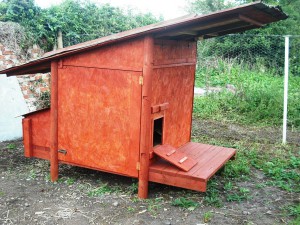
left=0, top=1, right=287, bottom=76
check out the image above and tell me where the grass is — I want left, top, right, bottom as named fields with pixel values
left=193, top=134, right=300, bottom=216
left=88, top=183, right=120, bottom=197
left=194, top=59, right=300, bottom=129
left=171, top=197, right=199, bottom=211
left=283, top=204, right=300, bottom=225
left=146, top=197, right=164, bottom=214
left=6, top=143, right=16, bottom=150
left=203, top=211, right=213, bottom=223
left=226, top=187, right=251, bottom=202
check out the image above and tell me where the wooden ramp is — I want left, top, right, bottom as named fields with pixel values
left=149, top=142, right=236, bottom=192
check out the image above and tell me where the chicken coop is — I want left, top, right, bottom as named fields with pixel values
left=0, top=2, right=287, bottom=198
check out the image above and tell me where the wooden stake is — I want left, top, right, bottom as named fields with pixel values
left=50, top=60, right=59, bottom=181
left=57, top=30, right=63, bottom=49
left=138, top=35, right=154, bottom=199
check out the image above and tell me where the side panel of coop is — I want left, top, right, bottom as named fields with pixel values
left=151, top=39, right=197, bottom=149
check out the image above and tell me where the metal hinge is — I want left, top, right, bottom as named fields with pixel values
left=139, top=76, right=143, bottom=85
left=58, top=149, right=67, bottom=155
left=136, top=162, right=140, bottom=171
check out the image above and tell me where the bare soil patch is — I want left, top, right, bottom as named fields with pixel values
left=0, top=119, right=299, bottom=225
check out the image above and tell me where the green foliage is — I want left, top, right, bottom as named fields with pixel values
left=194, top=60, right=300, bottom=129
left=88, top=183, right=120, bottom=196
left=204, top=180, right=222, bottom=207
left=65, top=177, right=75, bottom=185
left=126, top=181, right=138, bottom=195
left=226, top=187, right=251, bottom=202
left=35, top=91, right=50, bottom=109
left=146, top=197, right=163, bottom=214
left=171, top=197, right=199, bottom=210
left=186, top=0, right=236, bottom=14
left=203, top=211, right=213, bottom=223
left=0, top=0, right=160, bottom=50
left=6, top=143, right=16, bottom=149
left=283, top=204, right=300, bottom=225
left=190, top=0, right=300, bottom=75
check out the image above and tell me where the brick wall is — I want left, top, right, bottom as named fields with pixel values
left=0, top=42, right=50, bottom=112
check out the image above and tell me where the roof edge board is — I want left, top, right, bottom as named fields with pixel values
left=0, top=1, right=288, bottom=76
left=239, top=14, right=263, bottom=27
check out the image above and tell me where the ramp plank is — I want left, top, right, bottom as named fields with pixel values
left=153, top=144, right=198, bottom=172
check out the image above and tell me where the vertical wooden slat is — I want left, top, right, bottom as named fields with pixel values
left=138, top=35, right=154, bottom=199
left=22, top=118, right=33, bottom=157
left=50, top=60, right=59, bottom=181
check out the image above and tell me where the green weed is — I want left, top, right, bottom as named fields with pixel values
left=127, top=206, right=135, bottom=212
left=224, top=181, right=233, bottom=191
left=146, top=197, right=163, bottom=214
left=172, top=197, right=199, bottom=211
left=6, top=143, right=16, bottom=150
left=204, top=180, right=222, bottom=207
left=65, top=177, right=75, bottom=185
left=28, top=169, right=37, bottom=179
left=194, top=60, right=300, bottom=129
left=88, top=183, right=119, bottom=197
left=126, top=181, right=138, bottom=195
left=203, top=211, right=213, bottom=223
left=283, top=204, right=300, bottom=225
left=226, top=187, right=251, bottom=202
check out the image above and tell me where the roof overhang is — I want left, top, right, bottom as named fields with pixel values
left=0, top=1, right=287, bottom=76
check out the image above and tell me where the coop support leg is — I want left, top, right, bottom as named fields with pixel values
left=138, top=35, right=154, bottom=199
left=50, top=60, right=59, bottom=181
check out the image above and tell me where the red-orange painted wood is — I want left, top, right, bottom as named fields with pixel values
left=63, top=38, right=144, bottom=72
left=149, top=172, right=206, bottom=192
left=32, top=145, right=50, bottom=160
left=22, top=118, right=33, bottom=157
left=50, top=60, right=59, bottom=182
left=153, top=144, right=197, bottom=172
left=149, top=142, right=236, bottom=191
left=138, top=35, right=154, bottom=199
left=152, top=40, right=197, bottom=149
left=57, top=66, right=142, bottom=177
left=23, top=110, right=50, bottom=148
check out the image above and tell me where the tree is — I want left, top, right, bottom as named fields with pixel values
left=186, top=0, right=237, bottom=14
left=0, top=0, right=160, bottom=50
left=188, top=0, right=300, bottom=75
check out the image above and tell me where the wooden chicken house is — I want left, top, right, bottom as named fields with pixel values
left=1, top=2, right=287, bottom=198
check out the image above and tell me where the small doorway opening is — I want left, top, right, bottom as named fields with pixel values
left=153, top=117, right=163, bottom=147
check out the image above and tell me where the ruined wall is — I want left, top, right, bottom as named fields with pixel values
left=0, top=22, right=50, bottom=140
left=0, top=42, right=50, bottom=112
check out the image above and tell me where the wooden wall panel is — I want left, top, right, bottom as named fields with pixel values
left=153, top=40, right=196, bottom=66
left=25, top=110, right=50, bottom=148
left=57, top=66, right=142, bottom=177
left=62, top=38, right=144, bottom=72
left=152, top=40, right=196, bottom=148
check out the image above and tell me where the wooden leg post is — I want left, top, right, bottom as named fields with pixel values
left=138, top=35, right=154, bottom=199
left=23, top=118, right=33, bottom=157
left=50, top=60, right=59, bottom=181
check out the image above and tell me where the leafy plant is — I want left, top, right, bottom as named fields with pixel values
left=172, top=197, right=199, bottom=211
left=65, top=177, right=75, bottom=185
left=204, top=180, right=222, bottom=207
left=6, top=143, right=16, bottom=149
left=226, top=187, right=251, bottom=202
left=146, top=197, right=163, bottom=214
left=203, top=211, right=213, bottom=223
left=194, top=59, right=300, bottom=129
left=0, top=0, right=161, bottom=51
left=88, top=183, right=119, bottom=197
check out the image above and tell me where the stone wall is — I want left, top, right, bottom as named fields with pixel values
left=0, top=42, right=50, bottom=112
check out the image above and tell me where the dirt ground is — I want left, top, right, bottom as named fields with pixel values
left=0, top=119, right=299, bottom=225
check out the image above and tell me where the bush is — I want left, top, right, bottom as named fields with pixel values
left=194, top=59, right=300, bottom=129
